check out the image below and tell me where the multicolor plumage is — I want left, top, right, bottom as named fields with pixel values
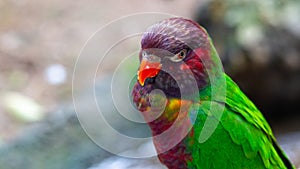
left=131, top=17, right=294, bottom=169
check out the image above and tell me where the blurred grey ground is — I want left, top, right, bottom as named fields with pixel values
left=0, top=0, right=299, bottom=168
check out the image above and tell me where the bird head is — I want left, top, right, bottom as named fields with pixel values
left=137, top=17, right=212, bottom=98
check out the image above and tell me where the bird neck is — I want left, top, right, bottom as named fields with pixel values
left=145, top=98, right=193, bottom=135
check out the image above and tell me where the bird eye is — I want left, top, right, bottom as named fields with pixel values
left=142, top=51, right=147, bottom=57
left=178, top=50, right=186, bottom=59
left=169, top=49, right=187, bottom=62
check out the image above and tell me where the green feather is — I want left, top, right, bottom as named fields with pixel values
left=185, top=74, right=294, bottom=169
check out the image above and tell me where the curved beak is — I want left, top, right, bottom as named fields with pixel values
left=138, top=58, right=161, bottom=86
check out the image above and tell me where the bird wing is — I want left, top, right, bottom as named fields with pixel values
left=189, top=74, right=293, bottom=169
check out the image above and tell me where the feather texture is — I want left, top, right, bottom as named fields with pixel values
left=184, top=75, right=294, bottom=169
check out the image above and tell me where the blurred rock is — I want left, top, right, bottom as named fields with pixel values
left=89, top=141, right=165, bottom=169
left=88, top=156, right=166, bottom=169
left=277, top=132, right=300, bottom=167
left=194, top=0, right=300, bottom=119
left=0, top=108, right=107, bottom=169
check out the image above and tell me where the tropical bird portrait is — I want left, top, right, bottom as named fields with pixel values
left=1, top=1, right=300, bottom=169
left=131, top=17, right=295, bottom=169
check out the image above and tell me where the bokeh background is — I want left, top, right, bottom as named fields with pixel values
left=0, top=0, right=299, bottom=168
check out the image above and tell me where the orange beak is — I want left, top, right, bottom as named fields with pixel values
left=138, top=59, right=161, bottom=86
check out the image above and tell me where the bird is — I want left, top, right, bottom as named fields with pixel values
left=131, top=17, right=294, bottom=169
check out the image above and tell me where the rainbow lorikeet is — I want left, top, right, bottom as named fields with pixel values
left=131, top=18, right=294, bottom=169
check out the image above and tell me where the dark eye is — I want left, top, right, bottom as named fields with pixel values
left=142, top=51, right=147, bottom=57
left=178, top=50, right=186, bottom=59
left=169, top=49, right=187, bottom=62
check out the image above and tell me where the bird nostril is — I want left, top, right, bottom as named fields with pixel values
left=144, top=77, right=156, bottom=85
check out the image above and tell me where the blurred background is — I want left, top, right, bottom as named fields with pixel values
left=0, top=0, right=299, bottom=168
